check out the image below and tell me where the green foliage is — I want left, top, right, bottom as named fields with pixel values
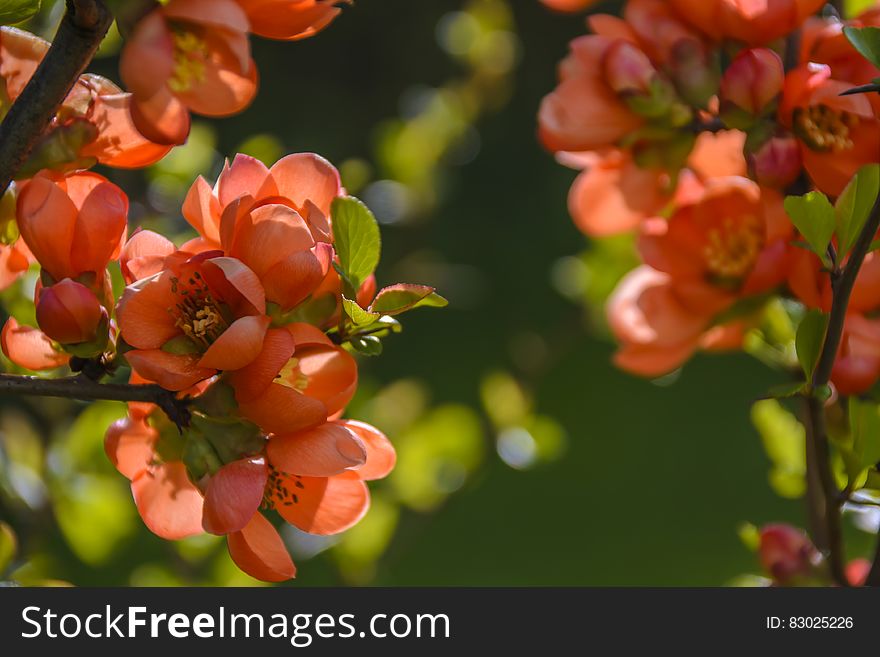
left=836, top=164, right=880, bottom=256
left=795, top=309, right=828, bottom=381
left=370, top=284, right=448, bottom=315
left=784, top=192, right=835, bottom=267
left=751, top=399, right=806, bottom=499
left=0, top=0, right=39, bottom=25
left=840, top=398, right=880, bottom=488
left=844, top=26, right=880, bottom=70
left=331, top=196, right=381, bottom=294
left=0, top=521, right=16, bottom=575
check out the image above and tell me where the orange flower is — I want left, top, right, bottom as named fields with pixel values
left=117, top=248, right=270, bottom=391
left=608, top=177, right=790, bottom=376
left=228, top=323, right=357, bottom=435
left=623, top=0, right=706, bottom=67
left=119, top=0, right=257, bottom=145
left=183, top=153, right=340, bottom=309
left=565, top=130, right=747, bottom=236
left=0, top=241, right=31, bottom=292
left=667, top=0, right=826, bottom=46
left=106, top=405, right=395, bottom=582
left=235, top=0, right=351, bottom=40
left=16, top=171, right=128, bottom=284
left=801, top=8, right=880, bottom=86
left=0, top=27, right=170, bottom=170
left=538, top=34, right=644, bottom=152
left=780, top=63, right=880, bottom=196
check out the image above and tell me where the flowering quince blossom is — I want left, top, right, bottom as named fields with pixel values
left=105, top=400, right=395, bottom=581
left=235, top=0, right=353, bottom=41
left=0, top=27, right=171, bottom=171
left=608, top=177, right=791, bottom=376
left=119, top=0, right=257, bottom=145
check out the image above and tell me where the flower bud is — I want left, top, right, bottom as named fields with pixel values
left=668, top=39, right=720, bottom=109
left=35, top=278, right=106, bottom=345
left=720, top=48, right=784, bottom=119
left=748, top=135, right=802, bottom=189
left=604, top=41, right=657, bottom=97
left=758, top=524, right=820, bottom=584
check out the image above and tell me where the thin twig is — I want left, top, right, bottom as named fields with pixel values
left=0, top=373, right=190, bottom=428
left=0, top=0, right=113, bottom=197
left=805, top=192, right=880, bottom=586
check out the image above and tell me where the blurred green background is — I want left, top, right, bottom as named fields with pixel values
left=0, top=0, right=821, bottom=586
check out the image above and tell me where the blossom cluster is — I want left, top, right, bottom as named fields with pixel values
left=539, top=0, right=880, bottom=392
left=0, top=1, right=443, bottom=581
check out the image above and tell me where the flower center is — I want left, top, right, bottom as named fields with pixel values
left=275, top=357, right=309, bottom=392
left=170, top=272, right=229, bottom=347
left=263, top=465, right=304, bottom=509
left=703, top=214, right=764, bottom=281
left=168, top=27, right=208, bottom=93
left=793, top=104, right=858, bottom=152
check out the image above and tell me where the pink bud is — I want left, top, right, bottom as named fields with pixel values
left=603, top=40, right=657, bottom=96
left=36, top=278, right=105, bottom=345
left=720, top=48, right=784, bottom=116
left=749, top=136, right=802, bottom=189
left=758, top=524, right=819, bottom=584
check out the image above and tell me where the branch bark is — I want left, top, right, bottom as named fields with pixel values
left=0, top=373, right=190, bottom=428
left=806, top=192, right=880, bottom=586
left=0, top=0, right=113, bottom=197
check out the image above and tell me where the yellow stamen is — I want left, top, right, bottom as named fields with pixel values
left=793, top=104, right=858, bottom=153
left=168, top=27, right=208, bottom=93
left=703, top=214, right=764, bottom=280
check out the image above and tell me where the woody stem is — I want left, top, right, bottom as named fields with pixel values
left=0, top=0, right=113, bottom=197
left=0, top=373, right=190, bottom=428
left=806, top=192, right=880, bottom=586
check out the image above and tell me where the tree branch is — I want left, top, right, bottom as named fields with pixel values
left=0, top=373, right=190, bottom=428
left=805, top=192, right=880, bottom=586
left=0, top=0, right=113, bottom=197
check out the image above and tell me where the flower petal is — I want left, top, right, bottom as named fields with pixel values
left=236, top=381, right=327, bottom=435
left=125, top=349, right=216, bottom=391
left=131, top=461, right=205, bottom=540
left=267, top=423, right=366, bottom=477
left=228, top=327, right=295, bottom=402
left=198, top=314, right=269, bottom=370
left=337, top=420, right=396, bottom=481
left=227, top=512, right=296, bottom=582
left=1, top=317, right=69, bottom=370
left=273, top=471, right=369, bottom=536
left=202, top=457, right=268, bottom=535
left=116, top=272, right=180, bottom=350
left=104, top=416, right=156, bottom=480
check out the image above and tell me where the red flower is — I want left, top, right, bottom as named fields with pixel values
left=236, top=0, right=351, bottom=41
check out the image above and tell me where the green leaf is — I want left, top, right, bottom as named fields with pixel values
left=795, top=309, right=828, bottom=380
left=0, top=0, right=40, bottom=25
left=835, top=164, right=880, bottom=256
left=849, top=398, right=880, bottom=476
left=369, top=284, right=448, bottom=315
left=0, top=522, right=16, bottom=574
left=350, top=335, right=383, bottom=356
left=767, top=381, right=805, bottom=399
left=331, top=196, right=381, bottom=293
left=844, top=26, right=880, bottom=69
left=784, top=192, right=835, bottom=265
left=751, top=399, right=806, bottom=499
left=342, top=297, right=379, bottom=327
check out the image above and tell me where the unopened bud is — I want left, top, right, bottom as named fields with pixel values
left=758, top=524, right=820, bottom=585
left=604, top=40, right=657, bottom=96
left=35, top=279, right=106, bottom=345
left=720, top=48, right=784, bottom=121
left=749, top=135, right=802, bottom=189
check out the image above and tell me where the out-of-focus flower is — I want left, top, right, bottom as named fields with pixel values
left=720, top=48, right=784, bottom=120
left=608, top=177, right=790, bottom=376
left=780, top=63, right=880, bottom=196
left=183, top=153, right=339, bottom=309
left=538, top=34, right=645, bottom=152
left=228, top=323, right=357, bottom=435
left=758, top=524, right=821, bottom=585
left=748, top=135, right=802, bottom=188
left=801, top=8, right=880, bottom=86
left=117, top=248, right=269, bottom=391
left=235, top=0, right=351, bottom=40
left=667, top=0, right=826, bottom=46
left=120, top=0, right=257, bottom=145
left=539, top=0, right=601, bottom=13
left=16, top=172, right=128, bottom=285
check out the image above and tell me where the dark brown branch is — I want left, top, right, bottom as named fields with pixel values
left=0, top=373, right=190, bottom=428
left=0, top=0, right=113, bottom=197
left=805, top=192, right=880, bottom=586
